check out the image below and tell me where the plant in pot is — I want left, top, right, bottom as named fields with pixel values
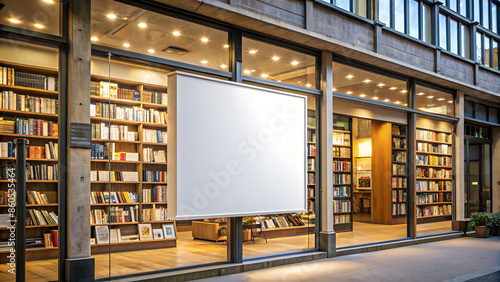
left=468, top=212, right=492, bottom=238
left=490, top=212, right=500, bottom=236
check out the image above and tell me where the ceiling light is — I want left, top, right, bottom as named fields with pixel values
left=244, top=70, right=251, bottom=74
left=201, top=37, right=208, bottom=42
left=395, top=101, right=401, bottom=104
left=345, top=75, right=354, bottom=79
left=400, top=90, right=408, bottom=93
left=201, top=60, right=208, bottom=64
left=261, top=74, right=268, bottom=78
left=277, top=80, right=281, bottom=82
left=148, top=49, right=155, bottom=54
left=138, top=23, right=147, bottom=28
left=427, top=96, right=434, bottom=99
left=123, top=17, right=128, bottom=20
left=373, top=97, right=379, bottom=100
left=33, top=24, right=45, bottom=29
left=249, top=50, right=258, bottom=54
left=419, top=107, right=427, bottom=111
left=291, top=61, right=299, bottom=66
left=377, top=83, right=385, bottom=87
left=389, top=87, right=397, bottom=90
left=223, top=44, right=229, bottom=48
left=91, top=37, right=98, bottom=42
left=448, top=100, right=453, bottom=103
left=384, top=99, right=390, bottom=102
left=272, top=56, right=280, bottom=61
left=220, top=64, right=227, bottom=69
left=417, top=92, right=425, bottom=96
left=172, top=31, right=180, bottom=36
left=298, top=81, right=302, bottom=84
left=363, top=79, right=372, bottom=83
left=404, top=103, right=408, bottom=106
left=107, top=14, right=117, bottom=19
left=123, top=43, right=130, bottom=47
left=251, top=70, right=256, bottom=72
left=360, top=94, right=366, bottom=97
left=437, top=98, right=445, bottom=101
left=306, top=84, right=312, bottom=87
left=43, top=0, right=55, bottom=3
left=332, top=88, right=337, bottom=91
left=346, top=91, right=353, bottom=94
left=8, top=19, right=21, bottom=24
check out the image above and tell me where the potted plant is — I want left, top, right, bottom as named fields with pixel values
left=490, top=212, right=500, bottom=236
left=468, top=212, right=492, bottom=238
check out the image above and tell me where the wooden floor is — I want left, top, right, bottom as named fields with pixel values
left=0, top=221, right=453, bottom=281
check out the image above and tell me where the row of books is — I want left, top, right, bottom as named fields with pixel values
left=1, top=91, right=58, bottom=114
left=90, top=171, right=139, bottom=182
left=91, top=123, right=138, bottom=141
left=26, top=164, right=58, bottom=180
left=333, top=147, right=350, bottom=158
left=332, top=131, right=350, bottom=146
left=334, top=214, right=350, bottom=224
left=142, top=170, right=167, bottom=183
left=142, top=206, right=167, bottom=222
left=392, top=177, right=407, bottom=188
left=5, top=118, right=58, bottom=137
left=30, top=142, right=58, bottom=159
left=308, top=130, right=316, bottom=143
left=27, top=209, right=58, bottom=226
left=308, top=187, right=315, bottom=198
left=143, top=91, right=168, bottom=105
left=392, top=190, right=407, bottom=203
left=0, top=142, right=14, bottom=158
left=417, top=204, right=452, bottom=217
left=110, top=206, right=138, bottom=223
left=91, top=103, right=167, bottom=124
left=392, top=137, right=407, bottom=149
left=308, top=200, right=314, bottom=212
left=393, top=151, right=406, bottom=162
left=416, top=129, right=451, bottom=143
left=143, top=129, right=167, bottom=143
left=143, top=186, right=167, bottom=203
left=0, top=66, right=57, bottom=91
left=417, top=143, right=451, bottom=154
left=0, top=163, right=14, bottom=180
left=416, top=155, right=452, bottom=166
left=417, top=192, right=452, bottom=204
left=334, top=199, right=351, bottom=213
left=143, top=148, right=166, bottom=163
left=416, top=168, right=451, bottom=179
left=91, top=81, right=140, bottom=101
left=260, top=215, right=305, bottom=229
left=416, top=180, right=452, bottom=191
left=308, top=158, right=315, bottom=171
left=27, top=191, right=51, bottom=205
left=333, top=173, right=351, bottom=184
left=90, top=143, right=139, bottom=161
left=392, top=164, right=406, bottom=175
left=392, top=203, right=406, bottom=216
left=333, top=161, right=351, bottom=172
left=93, top=223, right=176, bottom=244
left=90, top=191, right=139, bottom=204
left=307, top=173, right=315, bottom=185
left=392, top=125, right=406, bottom=136
left=91, top=209, right=108, bottom=224
left=307, top=144, right=316, bottom=156
left=0, top=234, right=58, bottom=251
left=334, top=186, right=350, bottom=197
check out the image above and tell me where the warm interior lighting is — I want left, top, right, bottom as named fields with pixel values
left=404, top=103, right=408, bottom=106
left=201, top=60, right=208, bottom=64
left=384, top=99, right=390, bottom=102
left=220, top=64, right=227, bottom=69
left=448, top=100, right=453, bottom=103
left=251, top=70, right=256, bottom=72
left=43, top=0, right=55, bottom=3
left=291, top=61, right=299, bottom=65
left=223, top=44, right=229, bottom=48
left=123, top=43, right=130, bottom=47
left=400, top=90, right=408, bottom=93
left=377, top=83, right=385, bottom=87
left=395, top=101, right=401, bottom=104
left=306, top=84, right=312, bottom=87
left=437, top=98, right=445, bottom=101
left=107, top=14, right=117, bottom=19
left=91, top=37, right=98, bottom=42
left=148, top=49, right=155, bottom=54
left=389, top=87, right=397, bottom=90
left=172, top=31, right=180, bottom=36
left=33, top=24, right=45, bottom=29
left=249, top=50, right=258, bottom=54
left=363, top=79, right=372, bottom=83
left=8, top=19, right=21, bottom=24
left=417, top=92, right=425, bottom=96
left=138, top=23, right=147, bottom=28
left=332, top=88, right=337, bottom=91
left=346, top=91, right=353, bottom=94
left=358, top=140, right=372, bottom=157
left=201, top=37, right=208, bottom=42
left=427, top=96, right=434, bottom=99
left=360, top=94, right=366, bottom=97
left=244, top=70, right=251, bottom=74
left=261, top=74, right=268, bottom=78
left=373, top=96, right=379, bottom=100
left=345, top=75, right=354, bottom=79
left=272, top=56, right=280, bottom=61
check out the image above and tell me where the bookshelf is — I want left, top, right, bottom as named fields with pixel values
left=415, top=128, right=453, bottom=224
left=332, top=115, right=353, bottom=232
left=391, top=124, right=407, bottom=224
left=307, top=110, right=316, bottom=215
left=89, top=74, right=176, bottom=253
left=0, top=60, right=60, bottom=263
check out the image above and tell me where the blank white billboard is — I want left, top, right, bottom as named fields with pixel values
left=167, top=72, right=307, bottom=220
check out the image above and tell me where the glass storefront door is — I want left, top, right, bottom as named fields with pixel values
left=464, top=141, right=492, bottom=217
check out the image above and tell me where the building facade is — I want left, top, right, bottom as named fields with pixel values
left=0, top=0, right=499, bottom=281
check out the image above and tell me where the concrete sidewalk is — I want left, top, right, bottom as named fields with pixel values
left=199, top=236, right=500, bottom=282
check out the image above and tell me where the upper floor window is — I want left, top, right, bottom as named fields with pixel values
left=322, top=0, right=371, bottom=18
left=439, top=13, right=471, bottom=59
left=472, top=0, right=499, bottom=33
left=476, top=32, right=500, bottom=69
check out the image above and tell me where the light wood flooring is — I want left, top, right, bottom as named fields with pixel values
left=0, top=221, right=454, bottom=281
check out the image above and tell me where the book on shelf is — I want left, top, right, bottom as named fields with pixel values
left=416, top=155, right=452, bottom=166
left=391, top=177, right=407, bottom=188
left=90, top=102, right=167, bottom=124
left=0, top=117, right=58, bottom=137
left=0, top=163, right=15, bottom=180
left=91, top=209, right=108, bottom=224
left=27, top=209, right=58, bottom=226
left=142, top=186, right=167, bottom=203
left=332, top=131, right=350, bottom=146
left=333, top=186, right=350, bottom=197
left=0, top=65, right=58, bottom=91
left=392, top=125, right=406, bottom=136
left=43, top=233, right=54, bottom=248
left=0, top=214, right=10, bottom=227
left=91, top=81, right=140, bottom=101
left=416, top=167, right=451, bottom=178
left=142, top=205, right=167, bottom=222
left=0, top=91, right=58, bottom=114
left=110, top=206, right=138, bottom=223
left=91, top=143, right=137, bottom=161
left=307, top=158, right=315, bottom=171
left=260, top=215, right=304, bottom=229
left=308, top=200, right=314, bottom=212
left=92, top=170, right=139, bottom=182
left=91, top=123, right=138, bottom=141
left=392, top=203, right=406, bottom=216
left=417, top=204, right=452, bottom=217
left=393, top=151, right=406, bottom=162
left=143, top=148, right=166, bottom=163
left=333, top=199, right=351, bottom=213
left=25, top=238, right=45, bottom=249
left=334, top=214, right=350, bottom=224
left=308, top=173, right=315, bottom=185
left=333, top=160, right=351, bottom=171
left=333, top=147, right=350, bottom=158
left=0, top=141, right=15, bottom=157
left=138, top=223, right=153, bottom=240
left=417, top=193, right=439, bottom=204
left=143, top=170, right=167, bottom=183
left=416, top=180, right=452, bottom=191
left=308, top=130, right=316, bottom=143
left=392, top=137, right=407, bottom=149
left=28, top=142, right=58, bottom=159
left=416, top=129, right=451, bottom=143
left=417, top=142, right=451, bottom=154
left=26, top=163, right=59, bottom=180
left=333, top=173, right=351, bottom=184
left=307, top=144, right=316, bottom=156
left=110, top=228, right=122, bottom=243
left=95, top=225, right=109, bottom=244
left=143, top=129, right=167, bottom=143
left=27, top=191, right=50, bottom=205
left=50, top=230, right=58, bottom=247
left=143, top=91, right=167, bottom=105
left=307, top=115, right=316, bottom=128
left=90, top=191, right=139, bottom=204
left=392, top=164, right=406, bottom=175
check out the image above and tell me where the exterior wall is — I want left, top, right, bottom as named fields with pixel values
left=380, top=31, right=434, bottom=72
left=231, top=0, right=306, bottom=28
left=440, top=53, right=475, bottom=85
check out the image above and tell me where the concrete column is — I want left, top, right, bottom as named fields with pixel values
left=319, top=50, right=335, bottom=257
left=455, top=92, right=465, bottom=220
left=373, top=21, right=385, bottom=53
left=305, top=0, right=314, bottom=30
left=492, top=128, right=500, bottom=213
left=65, top=0, right=94, bottom=280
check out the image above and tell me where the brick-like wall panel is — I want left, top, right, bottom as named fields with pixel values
left=380, top=31, right=434, bottom=72
left=439, top=53, right=474, bottom=85
left=311, top=5, right=373, bottom=51
left=477, top=68, right=500, bottom=93
left=231, top=0, right=305, bottom=27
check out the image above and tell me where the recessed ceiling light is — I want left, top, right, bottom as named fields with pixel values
left=363, top=79, right=372, bottom=83
left=123, top=17, right=128, bottom=20
left=298, top=81, right=302, bottom=84
left=201, top=37, right=208, bottom=42
left=417, top=92, right=425, bottom=96
left=201, top=60, right=208, bottom=64
left=360, top=94, right=366, bottom=97
left=384, top=99, right=390, bottom=102
left=123, top=43, right=130, bottom=47
left=172, top=31, right=180, bottom=36
left=272, top=56, right=280, bottom=61
left=8, top=19, right=21, bottom=24
left=345, top=75, right=354, bottom=79
left=33, top=24, right=45, bottom=29
left=377, top=83, right=385, bottom=87
left=251, top=70, right=256, bottom=72
left=223, top=44, right=229, bottom=48
left=249, top=50, right=258, bottom=54
left=261, top=74, right=268, bottom=78
left=404, top=103, right=408, bottom=106
left=291, top=61, right=299, bottom=66
left=373, top=97, right=379, bottom=100
left=220, top=64, right=227, bottom=69
left=277, top=80, right=281, bottom=82
left=346, top=91, right=353, bottom=94
left=389, top=87, right=397, bottom=90
left=43, top=0, right=55, bottom=3
left=437, top=98, right=445, bottom=101
left=419, top=107, right=427, bottom=111
left=395, top=101, right=401, bottom=104
left=306, top=84, right=312, bottom=87
left=138, top=23, right=147, bottom=28
left=107, top=14, right=117, bottom=19
left=448, top=100, right=453, bottom=103
left=91, top=37, right=98, bottom=42
left=400, top=90, right=408, bottom=93
left=332, top=88, right=337, bottom=91
left=148, top=49, right=155, bottom=54
left=244, top=70, right=251, bottom=74
left=427, top=96, right=434, bottom=99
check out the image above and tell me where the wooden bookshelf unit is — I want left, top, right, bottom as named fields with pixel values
left=391, top=124, right=407, bottom=225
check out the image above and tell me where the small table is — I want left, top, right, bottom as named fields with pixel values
left=243, top=223, right=267, bottom=243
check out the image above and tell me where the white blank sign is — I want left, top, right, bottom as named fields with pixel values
left=167, top=72, right=307, bottom=220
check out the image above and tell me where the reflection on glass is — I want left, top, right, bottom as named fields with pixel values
left=409, top=0, right=419, bottom=39
left=90, top=0, right=229, bottom=71
left=461, top=24, right=470, bottom=59
left=474, top=0, right=480, bottom=22
left=379, top=0, right=390, bottom=24
left=439, top=14, right=448, bottom=49
left=493, top=4, right=498, bottom=33
left=335, top=0, right=351, bottom=11
left=449, top=0, right=458, bottom=11
left=332, top=62, right=408, bottom=107
left=450, top=19, right=458, bottom=54
left=354, top=0, right=368, bottom=18
left=482, top=0, right=489, bottom=28
left=484, top=37, right=490, bottom=67
left=477, top=32, right=483, bottom=63
left=459, top=0, right=468, bottom=17
left=0, top=0, right=61, bottom=36
left=415, top=85, right=454, bottom=116
left=395, top=0, right=405, bottom=33
left=242, top=37, right=316, bottom=88
left=493, top=41, right=498, bottom=70
left=423, top=3, right=432, bottom=43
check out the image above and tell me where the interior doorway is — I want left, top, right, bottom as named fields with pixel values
left=464, top=141, right=492, bottom=217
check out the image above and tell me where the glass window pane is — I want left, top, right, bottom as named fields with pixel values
left=332, top=62, right=409, bottom=107
left=489, top=107, right=499, bottom=123
left=439, top=14, right=448, bottom=49
left=461, top=24, right=470, bottom=59
left=450, top=19, right=458, bottom=54
left=0, top=0, right=61, bottom=36
left=493, top=40, right=499, bottom=70
left=475, top=103, right=488, bottom=120
left=484, top=37, right=490, bottom=67
left=465, top=101, right=475, bottom=118
left=242, top=37, right=317, bottom=88
left=395, top=0, right=405, bottom=33
left=492, top=4, right=498, bottom=33
left=474, top=0, right=480, bottom=22
left=449, top=0, right=458, bottom=11
left=354, top=0, right=368, bottom=18
left=409, top=0, right=419, bottom=39
left=459, top=0, right=468, bottom=17
left=476, top=32, right=483, bottom=63
left=90, top=1, right=229, bottom=71
left=335, top=0, right=351, bottom=11
left=379, top=0, right=391, bottom=25
left=482, top=0, right=489, bottom=28
left=415, top=85, right=454, bottom=116
left=423, top=3, right=432, bottom=43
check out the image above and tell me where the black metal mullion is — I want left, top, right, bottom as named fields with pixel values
left=419, top=0, right=424, bottom=40
left=391, top=0, right=396, bottom=28
left=405, top=0, right=410, bottom=34
left=465, top=140, right=470, bottom=217
left=447, top=15, right=451, bottom=51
